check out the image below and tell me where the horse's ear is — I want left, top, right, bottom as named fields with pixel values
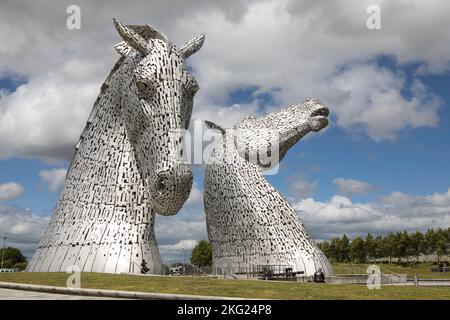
left=113, top=18, right=152, bottom=55
left=205, top=120, right=225, bottom=135
left=180, top=33, right=205, bottom=59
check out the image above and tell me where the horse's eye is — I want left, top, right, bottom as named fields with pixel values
left=136, top=80, right=156, bottom=98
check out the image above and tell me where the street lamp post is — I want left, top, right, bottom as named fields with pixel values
left=182, top=247, right=186, bottom=276
left=1, top=237, right=6, bottom=271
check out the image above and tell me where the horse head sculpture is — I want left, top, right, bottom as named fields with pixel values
left=27, top=20, right=205, bottom=274
left=205, top=99, right=329, bottom=170
left=204, top=99, right=334, bottom=276
left=114, top=19, right=204, bottom=215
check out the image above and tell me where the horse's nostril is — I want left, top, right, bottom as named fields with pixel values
left=155, top=176, right=168, bottom=193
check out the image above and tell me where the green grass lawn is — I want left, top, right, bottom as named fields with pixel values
left=1, top=272, right=449, bottom=300
left=332, top=262, right=450, bottom=279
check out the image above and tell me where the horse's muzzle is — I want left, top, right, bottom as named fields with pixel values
left=151, top=166, right=193, bottom=216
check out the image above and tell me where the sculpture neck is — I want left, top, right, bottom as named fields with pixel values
left=63, top=56, right=152, bottom=211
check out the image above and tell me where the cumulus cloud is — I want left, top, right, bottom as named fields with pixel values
left=0, top=182, right=24, bottom=201
left=184, top=181, right=203, bottom=207
left=288, top=178, right=317, bottom=199
left=0, top=0, right=261, bottom=161
left=157, top=182, right=450, bottom=260
left=333, top=177, right=374, bottom=196
left=0, top=0, right=449, bottom=160
left=159, top=240, right=199, bottom=252
left=156, top=214, right=207, bottom=246
left=156, top=213, right=208, bottom=262
left=1, top=0, right=450, bottom=260
left=293, top=187, right=450, bottom=240
left=0, top=65, right=103, bottom=160
left=0, top=204, right=50, bottom=258
left=38, top=168, right=67, bottom=192
left=154, top=178, right=208, bottom=262
left=159, top=239, right=200, bottom=263
left=328, top=64, right=441, bottom=141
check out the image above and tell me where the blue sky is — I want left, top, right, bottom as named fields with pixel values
left=1, top=0, right=450, bottom=261
left=0, top=158, right=67, bottom=214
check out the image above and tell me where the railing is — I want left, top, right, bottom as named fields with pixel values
left=211, top=265, right=299, bottom=280
left=378, top=265, right=403, bottom=278
left=186, top=263, right=210, bottom=276
left=338, top=264, right=406, bottom=284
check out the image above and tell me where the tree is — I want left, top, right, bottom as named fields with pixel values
left=410, top=231, right=425, bottom=262
left=13, top=262, right=28, bottom=271
left=318, top=241, right=332, bottom=259
left=365, top=233, right=376, bottom=260
left=425, top=229, right=438, bottom=260
left=329, top=237, right=339, bottom=262
left=318, top=229, right=447, bottom=265
left=0, top=247, right=27, bottom=270
left=396, top=231, right=411, bottom=264
left=384, top=233, right=396, bottom=264
left=336, top=235, right=350, bottom=262
left=350, top=237, right=366, bottom=263
left=190, top=240, right=212, bottom=267
left=435, top=228, right=449, bottom=264
left=373, top=235, right=385, bottom=260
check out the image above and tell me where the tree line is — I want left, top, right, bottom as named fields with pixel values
left=316, top=228, right=450, bottom=264
left=0, top=247, right=28, bottom=270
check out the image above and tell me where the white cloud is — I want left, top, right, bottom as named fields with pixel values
left=158, top=240, right=198, bottom=264
left=159, top=239, right=200, bottom=263
left=4, top=177, right=450, bottom=262
left=379, top=188, right=450, bottom=217
left=156, top=214, right=207, bottom=247
left=159, top=183, right=450, bottom=260
left=183, top=0, right=446, bottom=140
left=328, top=64, right=441, bottom=141
left=0, top=0, right=448, bottom=160
left=0, top=182, right=24, bottom=201
left=293, top=187, right=450, bottom=240
left=1, top=0, right=450, bottom=261
left=0, top=67, right=103, bottom=160
left=333, top=177, right=374, bottom=196
left=156, top=215, right=208, bottom=262
left=38, top=168, right=67, bottom=192
left=0, top=204, right=50, bottom=258
left=288, top=178, right=317, bottom=199
left=184, top=181, right=203, bottom=207
left=154, top=178, right=208, bottom=262
left=159, top=239, right=199, bottom=251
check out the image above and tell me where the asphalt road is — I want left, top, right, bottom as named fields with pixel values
left=0, top=287, right=121, bottom=300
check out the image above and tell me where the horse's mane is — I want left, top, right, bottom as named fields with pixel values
left=72, top=25, right=164, bottom=158
left=66, top=55, right=126, bottom=176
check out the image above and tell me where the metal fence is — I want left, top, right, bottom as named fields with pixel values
left=212, top=264, right=295, bottom=279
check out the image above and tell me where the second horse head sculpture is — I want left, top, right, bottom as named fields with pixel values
left=204, top=99, right=334, bottom=276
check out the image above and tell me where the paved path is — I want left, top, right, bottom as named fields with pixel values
left=0, top=282, right=243, bottom=300
left=0, top=287, right=121, bottom=300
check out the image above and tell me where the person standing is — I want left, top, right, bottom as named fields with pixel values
left=313, top=268, right=325, bottom=283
